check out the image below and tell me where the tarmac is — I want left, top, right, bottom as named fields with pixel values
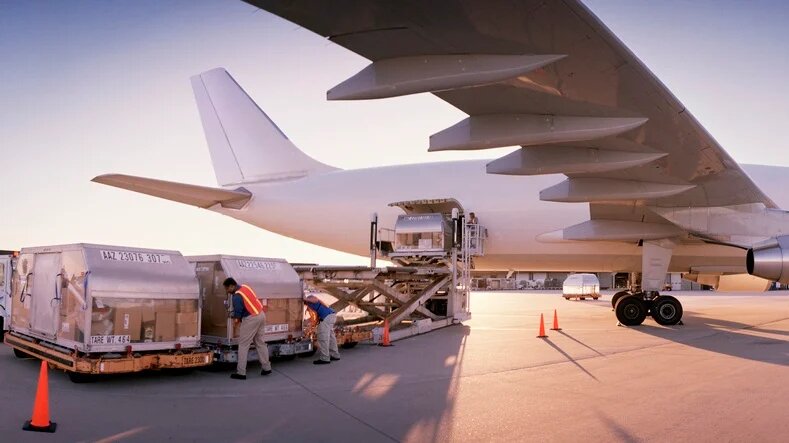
left=1, top=290, right=787, bottom=443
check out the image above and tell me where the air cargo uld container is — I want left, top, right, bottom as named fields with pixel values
left=4, top=244, right=212, bottom=381
left=562, top=273, right=601, bottom=300
left=187, top=255, right=313, bottom=362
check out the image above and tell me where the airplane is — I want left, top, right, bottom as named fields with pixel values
left=93, top=0, right=789, bottom=327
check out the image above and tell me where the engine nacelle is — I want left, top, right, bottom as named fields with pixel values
left=747, top=236, right=789, bottom=283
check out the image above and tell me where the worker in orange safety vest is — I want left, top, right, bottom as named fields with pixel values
left=224, top=278, right=272, bottom=380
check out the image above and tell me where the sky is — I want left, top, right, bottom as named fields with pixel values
left=2, top=0, right=789, bottom=265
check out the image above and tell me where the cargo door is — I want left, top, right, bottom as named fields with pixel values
left=29, top=253, right=61, bottom=338
left=0, top=256, right=10, bottom=332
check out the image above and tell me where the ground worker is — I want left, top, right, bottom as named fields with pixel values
left=224, top=278, right=272, bottom=379
left=304, top=295, right=340, bottom=365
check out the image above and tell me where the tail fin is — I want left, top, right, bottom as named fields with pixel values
left=190, top=68, right=337, bottom=186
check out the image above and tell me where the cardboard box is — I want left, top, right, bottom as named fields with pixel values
left=113, top=305, right=142, bottom=341
left=91, top=319, right=113, bottom=336
left=154, top=311, right=176, bottom=342
left=288, top=299, right=303, bottom=332
left=266, top=309, right=288, bottom=325
left=178, top=299, right=198, bottom=313
left=159, top=300, right=178, bottom=312
left=141, top=303, right=156, bottom=323
left=59, top=319, right=77, bottom=341
left=176, top=312, right=199, bottom=337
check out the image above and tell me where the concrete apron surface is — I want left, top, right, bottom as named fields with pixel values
left=0, top=291, right=787, bottom=443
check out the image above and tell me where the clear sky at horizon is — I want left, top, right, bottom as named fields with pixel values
left=2, top=0, right=789, bottom=265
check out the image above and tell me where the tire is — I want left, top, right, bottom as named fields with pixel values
left=615, top=295, right=647, bottom=326
left=611, top=291, right=630, bottom=309
left=651, top=295, right=683, bottom=325
left=298, top=348, right=317, bottom=358
left=341, top=341, right=358, bottom=349
left=13, top=348, right=30, bottom=359
left=68, top=371, right=97, bottom=383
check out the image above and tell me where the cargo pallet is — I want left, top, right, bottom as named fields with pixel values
left=205, top=338, right=314, bottom=363
left=5, top=332, right=213, bottom=382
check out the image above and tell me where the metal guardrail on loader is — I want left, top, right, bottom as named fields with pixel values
left=297, top=198, right=483, bottom=345
left=187, top=255, right=313, bottom=363
left=4, top=244, right=212, bottom=382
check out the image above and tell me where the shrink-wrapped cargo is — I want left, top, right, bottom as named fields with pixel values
left=10, top=244, right=201, bottom=353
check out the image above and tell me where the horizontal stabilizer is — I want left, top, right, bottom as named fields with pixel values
left=92, top=174, right=251, bottom=209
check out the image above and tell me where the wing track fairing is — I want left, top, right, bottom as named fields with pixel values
left=248, top=0, right=777, bottom=243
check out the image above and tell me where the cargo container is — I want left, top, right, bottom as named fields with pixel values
left=562, top=273, right=601, bottom=300
left=4, top=244, right=212, bottom=381
left=187, top=255, right=313, bottom=363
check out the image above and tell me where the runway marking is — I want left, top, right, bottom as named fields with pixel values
left=91, top=426, right=149, bottom=443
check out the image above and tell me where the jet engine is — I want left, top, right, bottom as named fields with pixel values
left=747, top=236, right=789, bottom=283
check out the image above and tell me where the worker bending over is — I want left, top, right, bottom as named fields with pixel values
left=304, top=295, right=341, bottom=365
left=224, top=278, right=272, bottom=379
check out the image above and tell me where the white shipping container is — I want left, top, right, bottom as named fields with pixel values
left=562, top=273, right=601, bottom=300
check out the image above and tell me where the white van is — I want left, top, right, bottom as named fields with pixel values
left=562, top=273, right=600, bottom=300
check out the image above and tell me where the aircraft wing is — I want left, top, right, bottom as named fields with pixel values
left=246, top=0, right=776, bottom=241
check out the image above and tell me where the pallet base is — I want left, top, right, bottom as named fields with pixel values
left=5, top=332, right=212, bottom=375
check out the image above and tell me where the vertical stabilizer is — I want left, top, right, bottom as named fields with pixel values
left=191, top=68, right=337, bottom=186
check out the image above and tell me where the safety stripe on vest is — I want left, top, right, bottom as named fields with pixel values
left=237, top=285, right=263, bottom=316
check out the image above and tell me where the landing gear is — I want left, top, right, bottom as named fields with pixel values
left=611, top=291, right=630, bottom=309
left=614, top=295, right=647, bottom=326
left=651, top=295, right=683, bottom=326
left=614, top=292, right=684, bottom=326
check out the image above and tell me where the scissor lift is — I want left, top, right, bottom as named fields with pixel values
left=296, top=199, right=484, bottom=344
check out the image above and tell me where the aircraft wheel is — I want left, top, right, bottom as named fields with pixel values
left=615, top=295, right=647, bottom=326
left=611, top=291, right=630, bottom=309
left=651, top=295, right=683, bottom=325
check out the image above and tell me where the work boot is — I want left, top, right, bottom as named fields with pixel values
left=313, top=359, right=330, bottom=365
left=261, top=369, right=272, bottom=376
left=230, top=373, right=247, bottom=380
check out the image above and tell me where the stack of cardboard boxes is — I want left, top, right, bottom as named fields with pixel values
left=74, top=299, right=200, bottom=344
left=176, top=299, right=199, bottom=338
left=265, top=298, right=304, bottom=334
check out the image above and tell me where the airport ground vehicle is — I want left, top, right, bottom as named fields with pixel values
left=562, top=273, right=600, bottom=300
left=297, top=199, right=478, bottom=344
left=4, top=244, right=212, bottom=381
left=188, top=255, right=313, bottom=363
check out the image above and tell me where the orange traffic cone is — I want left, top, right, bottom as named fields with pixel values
left=23, top=360, right=57, bottom=433
left=378, top=318, right=393, bottom=347
left=551, top=309, right=562, bottom=331
left=537, top=313, right=548, bottom=338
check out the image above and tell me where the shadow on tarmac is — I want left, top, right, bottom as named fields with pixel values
left=633, top=312, right=789, bottom=367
